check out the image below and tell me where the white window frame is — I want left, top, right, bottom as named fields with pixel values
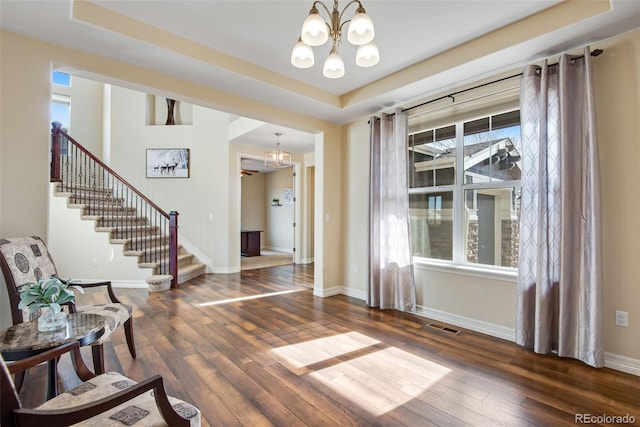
left=409, top=108, right=521, bottom=277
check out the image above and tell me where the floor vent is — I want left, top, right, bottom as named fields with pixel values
left=425, top=322, right=460, bottom=335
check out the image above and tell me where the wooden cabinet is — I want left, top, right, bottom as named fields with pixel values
left=241, top=231, right=262, bottom=257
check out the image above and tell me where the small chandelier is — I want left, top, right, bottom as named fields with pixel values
left=264, top=132, right=292, bottom=168
left=291, top=0, right=379, bottom=79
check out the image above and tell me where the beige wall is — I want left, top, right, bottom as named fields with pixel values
left=592, top=30, right=640, bottom=361
left=343, top=29, right=640, bottom=364
left=0, top=32, right=51, bottom=329
left=0, top=32, right=51, bottom=241
left=343, top=119, right=370, bottom=299
left=303, top=161, right=316, bottom=263
left=241, top=173, right=266, bottom=234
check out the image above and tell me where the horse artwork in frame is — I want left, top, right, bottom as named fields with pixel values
left=146, top=148, right=190, bottom=178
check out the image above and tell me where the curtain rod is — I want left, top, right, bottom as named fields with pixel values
left=400, top=48, right=604, bottom=114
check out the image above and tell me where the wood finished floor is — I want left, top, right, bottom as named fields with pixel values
left=19, top=264, right=640, bottom=426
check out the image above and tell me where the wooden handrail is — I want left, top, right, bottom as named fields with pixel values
left=51, top=122, right=171, bottom=218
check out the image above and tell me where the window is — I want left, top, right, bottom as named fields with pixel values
left=408, top=110, right=521, bottom=269
left=51, top=95, right=70, bottom=129
left=52, top=71, right=71, bottom=87
left=52, top=71, right=71, bottom=155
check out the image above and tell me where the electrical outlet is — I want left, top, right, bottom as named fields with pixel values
left=615, top=310, right=628, bottom=327
left=353, top=265, right=359, bottom=274
left=92, top=258, right=98, bottom=267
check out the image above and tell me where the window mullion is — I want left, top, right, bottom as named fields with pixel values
left=453, top=121, right=465, bottom=264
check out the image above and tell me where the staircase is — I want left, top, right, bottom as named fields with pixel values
left=50, top=123, right=206, bottom=291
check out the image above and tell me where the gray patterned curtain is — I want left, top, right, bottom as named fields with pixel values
left=368, top=109, right=416, bottom=312
left=517, top=47, right=603, bottom=367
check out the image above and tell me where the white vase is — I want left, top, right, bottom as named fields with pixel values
left=37, top=309, right=68, bottom=332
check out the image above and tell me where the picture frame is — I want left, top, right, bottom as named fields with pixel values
left=284, top=187, right=294, bottom=206
left=146, top=148, right=190, bottom=178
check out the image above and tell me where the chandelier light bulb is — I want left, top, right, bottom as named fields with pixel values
left=323, top=51, right=345, bottom=78
left=347, top=9, right=374, bottom=45
left=301, top=12, right=329, bottom=46
left=291, top=39, right=314, bottom=68
left=356, top=42, right=380, bottom=67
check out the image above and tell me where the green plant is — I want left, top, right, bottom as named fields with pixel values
left=18, top=277, right=84, bottom=314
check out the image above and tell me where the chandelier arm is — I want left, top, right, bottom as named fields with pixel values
left=311, top=1, right=333, bottom=21
left=338, top=0, right=364, bottom=24
left=338, top=19, right=350, bottom=35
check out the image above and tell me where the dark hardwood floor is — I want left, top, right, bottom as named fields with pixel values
left=18, top=264, right=640, bottom=426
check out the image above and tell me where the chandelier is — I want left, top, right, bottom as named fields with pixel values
left=264, top=132, right=292, bottom=168
left=291, top=0, right=379, bottom=78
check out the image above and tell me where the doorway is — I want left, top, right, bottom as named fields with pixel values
left=240, top=157, right=296, bottom=270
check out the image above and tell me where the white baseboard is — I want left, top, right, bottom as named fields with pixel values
left=415, top=306, right=639, bottom=376
left=298, top=257, right=314, bottom=264
left=313, top=285, right=365, bottom=300
left=604, top=352, right=640, bottom=376
left=211, top=266, right=240, bottom=274
left=110, top=280, right=148, bottom=289
left=343, top=287, right=366, bottom=301
left=313, top=285, right=343, bottom=298
left=264, top=246, right=294, bottom=254
left=415, top=305, right=516, bottom=342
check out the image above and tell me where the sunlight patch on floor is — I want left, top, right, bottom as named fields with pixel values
left=197, top=289, right=307, bottom=306
left=270, top=332, right=451, bottom=416
left=271, top=331, right=381, bottom=368
left=310, top=346, right=451, bottom=415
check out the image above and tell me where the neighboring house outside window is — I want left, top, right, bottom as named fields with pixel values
left=408, top=109, right=521, bottom=270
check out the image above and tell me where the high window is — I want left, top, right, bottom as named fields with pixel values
left=52, top=71, right=71, bottom=127
left=408, top=109, right=521, bottom=270
left=52, top=71, right=71, bottom=155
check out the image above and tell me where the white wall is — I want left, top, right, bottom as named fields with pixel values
left=108, top=86, right=231, bottom=271
left=265, top=168, right=294, bottom=252
left=66, top=76, right=104, bottom=156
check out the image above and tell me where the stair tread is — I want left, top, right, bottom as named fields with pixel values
left=179, top=263, right=206, bottom=272
left=60, top=185, right=206, bottom=289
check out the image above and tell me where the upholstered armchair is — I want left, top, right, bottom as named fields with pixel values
left=0, top=236, right=136, bottom=374
left=1, top=341, right=200, bottom=426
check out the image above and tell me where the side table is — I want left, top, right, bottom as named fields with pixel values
left=0, top=313, right=105, bottom=400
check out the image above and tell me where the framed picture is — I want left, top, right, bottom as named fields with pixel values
left=284, top=187, right=294, bottom=206
left=146, top=148, right=190, bottom=178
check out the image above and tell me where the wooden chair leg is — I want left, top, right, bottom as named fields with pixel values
left=13, top=370, right=25, bottom=393
left=91, top=344, right=105, bottom=375
left=124, top=317, right=137, bottom=358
